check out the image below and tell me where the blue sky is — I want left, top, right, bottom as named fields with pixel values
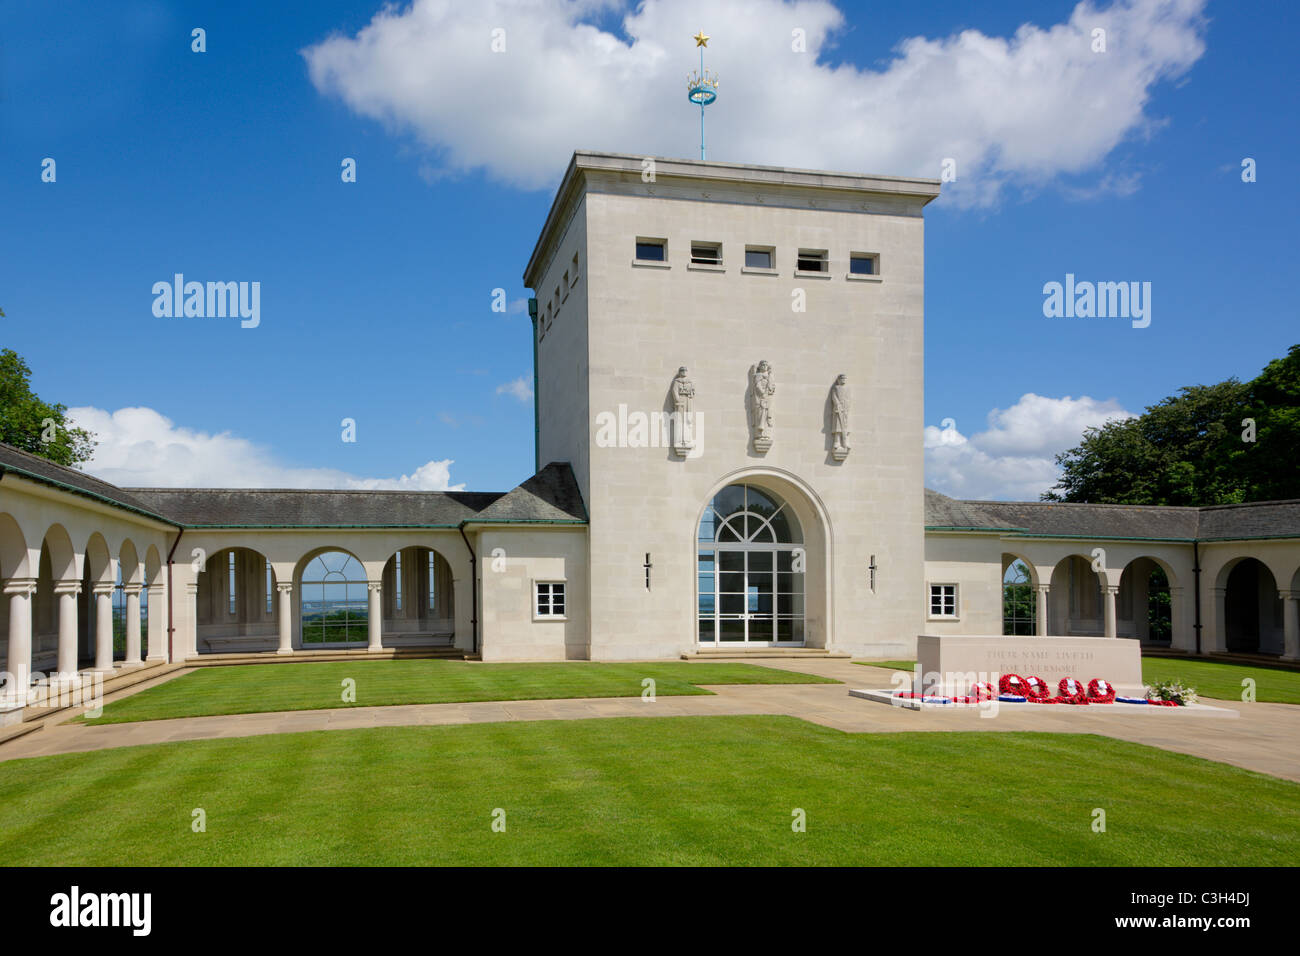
left=1, top=0, right=1295, bottom=498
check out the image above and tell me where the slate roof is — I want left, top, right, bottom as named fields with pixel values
left=1196, top=500, right=1300, bottom=541
left=924, top=488, right=1300, bottom=542
left=1, top=443, right=586, bottom=529
left=123, top=462, right=587, bottom=527
left=0, top=442, right=174, bottom=523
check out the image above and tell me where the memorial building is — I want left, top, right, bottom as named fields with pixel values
left=1, top=151, right=1297, bottom=716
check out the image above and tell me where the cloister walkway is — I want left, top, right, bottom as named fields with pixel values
left=2, top=658, right=1298, bottom=783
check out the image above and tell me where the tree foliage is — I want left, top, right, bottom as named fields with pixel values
left=0, top=311, right=97, bottom=467
left=1045, top=344, right=1300, bottom=505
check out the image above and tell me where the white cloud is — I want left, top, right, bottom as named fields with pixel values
left=67, top=406, right=464, bottom=490
left=496, top=376, right=534, bottom=402
left=303, top=0, right=1207, bottom=206
left=925, top=393, right=1135, bottom=500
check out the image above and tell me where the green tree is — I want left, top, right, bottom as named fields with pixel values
left=1045, top=345, right=1299, bottom=505
left=0, top=310, right=97, bottom=467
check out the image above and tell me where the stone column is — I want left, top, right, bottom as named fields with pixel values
left=146, top=582, right=167, bottom=660
left=93, top=584, right=115, bottom=672
left=1211, top=587, right=1228, bottom=653
left=54, top=581, right=80, bottom=681
left=276, top=582, right=294, bottom=654
left=1035, top=585, right=1050, bottom=637
left=368, top=582, right=383, bottom=652
left=1281, top=590, right=1300, bottom=661
left=183, top=582, right=199, bottom=660
left=123, top=584, right=143, bottom=665
left=4, top=579, right=37, bottom=707
left=1103, top=584, right=1119, bottom=639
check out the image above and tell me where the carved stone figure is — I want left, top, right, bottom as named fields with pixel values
left=830, top=373, right=850, bottom=460
left=671, top=366, right=695, bottom=455
left=750, top=360, right=776, bottom=451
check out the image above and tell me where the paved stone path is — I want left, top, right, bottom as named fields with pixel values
left=2, top=658, right=1298, bottom=783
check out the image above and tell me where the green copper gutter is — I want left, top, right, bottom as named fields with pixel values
left=529, top=296, right=540, bottom=474
left=0, top=462, right=177, bottom=526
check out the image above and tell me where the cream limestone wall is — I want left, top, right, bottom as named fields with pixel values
left=923, top=533, right=1003, bottom=635
left=474, top=526, right=588, bottom=661
left=527, top=154, right=938, bottom=660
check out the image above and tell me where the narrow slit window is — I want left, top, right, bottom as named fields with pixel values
left=434, top=554, right=444, bottom=613
left=395, top=550, right=403, bottom=612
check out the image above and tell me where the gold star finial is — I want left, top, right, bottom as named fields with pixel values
left=693, top=30, right=709, bottom=47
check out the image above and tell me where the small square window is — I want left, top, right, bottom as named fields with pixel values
left=797, top=249, right=828, bottom=273
left=570, top=252, right=580, bottom=285
left=850, top=253, right=879, bottom=276
left=635, top=239, right=666, bottom=262
left=535, top=582, right=566, bottom=618
left=744, top=247, right=773, bottom=269
left=929, top=584, right=958, bottom=618
left=690, top=242, right=722, bottom=266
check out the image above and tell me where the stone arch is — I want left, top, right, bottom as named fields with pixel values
left=379, top=545, right=455, bottom=648
left=1219, top=557, right=1283, bottom=655
left=294, top=547, right=369, bottom=647
left=195, top=545, right=278, bottom=654
left=84, top=532, right=114, bottom=586
left=0, top=512, right=31, bottom=580
left=1048, top=553, right=1106, bottom=637
left=1117, top=555, right=1176, bottom=644
left=693, top=467, right=832, bottom=648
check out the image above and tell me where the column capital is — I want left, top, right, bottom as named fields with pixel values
left=147, top=581, right=166, bottom=592
left=91, top=582, right=116, bottom=597
left=185, top=582, right=199, bottom=595
left=1279, top=589, right=1300, bottom=602
left=122, top=583, right=144, bottom=596
left=53, top=580, right=82, bottom=596
left=1035, top=583, right=1051, bottom=593
left=1103, top=584, right=1120, bottom=595
left=276, top=582, right=294, bottom=594
left=3, top=577, right=38, bottom=596
left=367, top=581, right=383, bottom=593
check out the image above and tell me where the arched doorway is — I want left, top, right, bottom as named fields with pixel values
left=300, top=550, right=368, bottom=646
left=697, top=483, right=804, bottom=645
left=197, top=546, right=277, bottom=653
left=1224, top=558, right=1283, bottom=654
left=380, top=546, right=455, bottom=647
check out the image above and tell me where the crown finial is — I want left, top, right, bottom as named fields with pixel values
left=686, top=32, right=717, bottom=160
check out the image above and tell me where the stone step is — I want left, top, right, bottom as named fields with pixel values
left=681, top=647, right=851, bottom=660
left=184, top=646, right=465, bottom=667
left=8, top=659, right=187, bottom=735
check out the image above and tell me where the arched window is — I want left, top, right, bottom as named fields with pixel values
left=698, top=483, right=804, bottom=645
left=301, top=551, right=368, bottom=644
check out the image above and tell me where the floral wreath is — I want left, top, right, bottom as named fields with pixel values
left=1086, top=678, right=1116, bottom=704
left=998, top=674, right=1025, bottom=695
left=1023, top=675, right=1053, bottom=702
left=1055, top=677, right=1089, bottom=705
left=971, top=681, right=996, bottom=701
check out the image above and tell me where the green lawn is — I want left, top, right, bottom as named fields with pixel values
left=856, top=656, right=1300, bottom=705
left=1140, top=657, right=1300, bottom=705
left=83, top=660, right=838, bottom=724
left=2, top=716, right=1296, bottom=865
